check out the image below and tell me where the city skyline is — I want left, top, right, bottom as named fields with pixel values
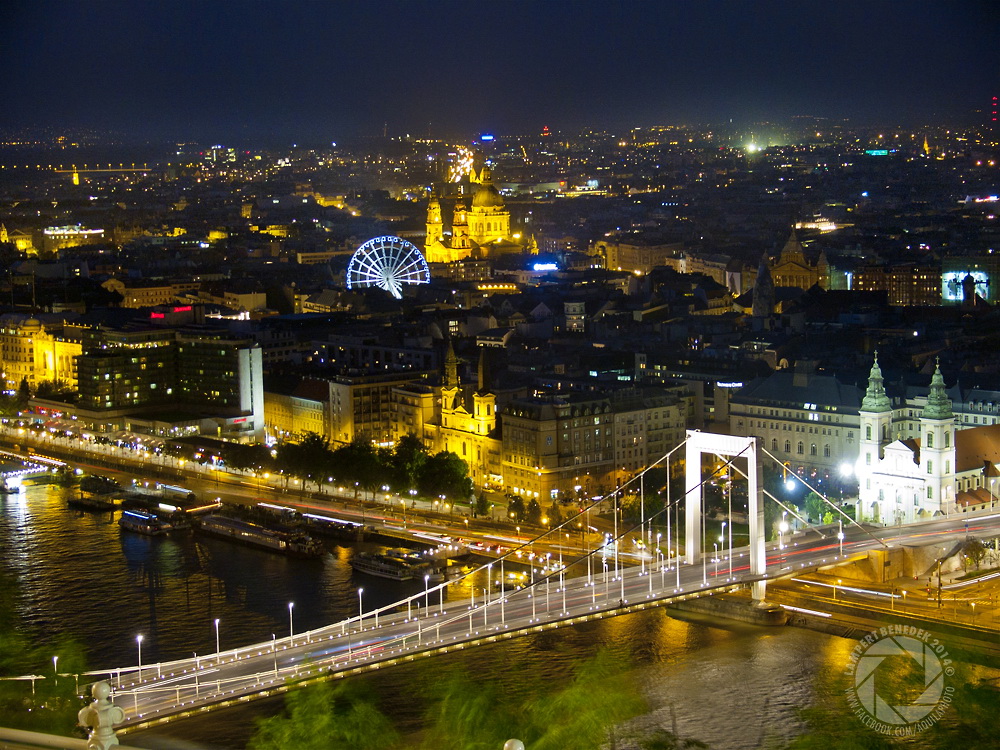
left=2, top=1, right=997, bottom=143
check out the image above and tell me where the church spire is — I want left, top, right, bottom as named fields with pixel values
left=922, top=359, right=952, bottom=420
left=861, top=352, right=891, bottom=412
left=443, top=340, right=459, bottom=389
left=751, top=257, right=774, bottom=318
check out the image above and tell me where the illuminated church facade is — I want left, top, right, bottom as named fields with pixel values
left=855, top=355, right=1000, bottom=524
left=424, top=165, right=527, bottom=263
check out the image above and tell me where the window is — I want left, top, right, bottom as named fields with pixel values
left=797, top=442, right=804, bottom=455
left=927, top=432, right=933, bottom=448
left=927, top=487, right=933, bottom=499
left=784, top=440, right=791, bottom=453
left=810, top=444, right=817, bottom=456
left=823, top=444, right=830, bottom=458
left=945, top=431, right=950, bottom=448
left=771, top=438, right=778, bottom=451
left=865, top=425, right=872, bottom=440
left=927, top=460, right=933, bottom=474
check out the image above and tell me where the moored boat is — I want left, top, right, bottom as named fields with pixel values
left=349, top=551, right=419, bottom=581
left=68, top=494, right=117, bottom=511
left=349, top=548, right=449, bottom=581
left=119, top=509, right=171, bottom=536
left=195, top=515, right=324, bottom=557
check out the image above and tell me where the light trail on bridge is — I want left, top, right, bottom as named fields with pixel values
left=105, top=509, right=1000, bottom=732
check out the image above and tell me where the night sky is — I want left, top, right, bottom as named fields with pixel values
left=2, top=1, right=997, bottom=143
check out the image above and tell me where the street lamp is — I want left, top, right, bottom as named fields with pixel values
left=720, top=522, right=727, bottom=577
left=288, top=602, right=294, bottom=643
left=136, top=635, right=143, bottom=680
left=214, top=618, right=220, bottom=658
left=358, top=588, right=364, bottom=629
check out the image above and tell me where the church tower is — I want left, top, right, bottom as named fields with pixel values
left=857, top=353, right=893, bottom=518
left=425, top=189, right=443, bottom=249
left=451, top=199, right=471, bottom=252
left=919, top=360, right=955, bottom=516
left=472, top=349, right=496, bottom=436
left=751, top=257, right=775, bottom=320
left=441, top=339, right=460, bottom=410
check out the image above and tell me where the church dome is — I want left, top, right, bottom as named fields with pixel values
left=472, top=183, right=504, bottom=209
left=471, top=165, right=504, bottom=209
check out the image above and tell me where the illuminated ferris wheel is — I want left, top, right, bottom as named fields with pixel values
left=345, top=235, right=431, bottom=299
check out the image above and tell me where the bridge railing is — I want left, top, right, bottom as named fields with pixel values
left=117, top=550, right=772, bottom=725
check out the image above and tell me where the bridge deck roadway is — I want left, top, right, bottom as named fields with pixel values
left=111, top=510, right=1000, bottom=732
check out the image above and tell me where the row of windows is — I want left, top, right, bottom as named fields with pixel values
left=770, top=438, right=832, bottom=457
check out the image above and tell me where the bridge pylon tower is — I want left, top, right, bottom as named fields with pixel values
left=684, top=430, right=768, bottom=602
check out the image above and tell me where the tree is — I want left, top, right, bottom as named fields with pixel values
left=804, top=492, right=826, bottom=524
left=528, top=650, right=648, bottom=750
left=249, top=681, right=398, bottom=750
left=525, top=498, right=542, bottom=526
left=475, top=491, right=489, bottom=517
left=962, top=538, right=988, bottom=572
left=546, top=500, right=563, bottom=526
left=34, top=379, right=74, bottom=401
left=0, top=569, right=90, bottom=733
left=0, top=393, right=22, bottom=417
left=222, top=442, right=273, bottom=475
left=418, top=451, right=472, bottom=501
left=331, top=439, right=386, bottom=499
left=392, top=432, right=427, bottom=492
left=17, top=377, right=30, bottom=404
left=763, top=495, right=781, bottom=542
left=508, top=496, right=525, bottom=522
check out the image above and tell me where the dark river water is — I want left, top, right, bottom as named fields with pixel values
left=2, top=484, right=995, bottom=749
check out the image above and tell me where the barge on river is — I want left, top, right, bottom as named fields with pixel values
left=195, top=515, right=324, bottom=558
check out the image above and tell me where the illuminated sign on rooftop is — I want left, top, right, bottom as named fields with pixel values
left=480, top=134, right=494, bottom=142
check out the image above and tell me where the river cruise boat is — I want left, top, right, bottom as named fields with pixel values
left=118, top=510, right=171, bottom=536
left=349, top=550, right=424, bottom=581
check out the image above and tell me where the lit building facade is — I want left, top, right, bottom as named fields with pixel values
left=853, top=264, right=941, bottom=306
left=501, top=389, right=687, bottom=502
left=424, top=166, right=524, bottom=263
left=770, top=230, right=829, bottom=290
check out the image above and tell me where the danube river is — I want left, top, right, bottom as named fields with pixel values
left=2, top=484, right=995, bottom=749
